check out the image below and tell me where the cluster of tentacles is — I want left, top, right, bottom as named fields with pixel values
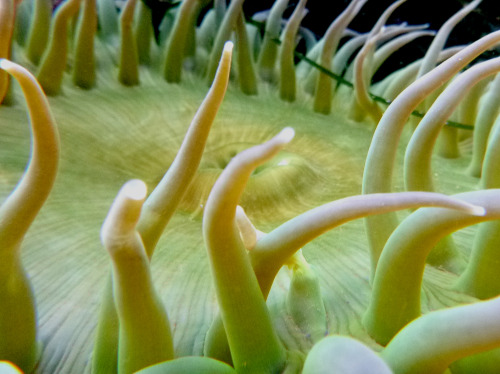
left=1, top=0, right=500, bottom=373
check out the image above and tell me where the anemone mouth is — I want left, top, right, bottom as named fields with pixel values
left=179, top=115, right=367, bottom=221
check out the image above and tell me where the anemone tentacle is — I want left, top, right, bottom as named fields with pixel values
left=411, top=0, right=481, bottom=139
left=364, top=190, right=499, bottom=345
left=92, top=40, right=234, bottom=373
left=118, top=0, right=139, bottom=86
left=312, top=0, right=366, bottom=114
left=0, top=58, right=59, bottom=374
left=256, top=0, right=288, bottom=83
left=36, top=0, right=81, bottom=95
left=456, top=115, right=500, bottom=299
left=134, top=1, right=154, bottom=66
left=404, top=57, right=500, bottom=193
left=303, top=335, right=392, bottom=374
left=381, top=295, right=500, bottom=374
left=0, top=0, right=15, bottom=104
left=25, top=0, right=52, bottom=65
left=278, top=0, right=307, bottom=102
left=250, top=191, right=485, bottom=298
left=362, top=29, right=500, bottom=275
left=101, top=179, right=174, bottom=374
left=203, top=128, right=295, bottom=373
left=163, top=0, right=200, bottom=83
left=73, top=0, right=97, bottom=89
left=468, top=72, right=500, bottom=177
left=234, top=11, right=258, bottom=95
left=351, top=0, right=407, bottom=124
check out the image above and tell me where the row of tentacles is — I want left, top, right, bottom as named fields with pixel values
left=1, top=0, right=500, bottom=373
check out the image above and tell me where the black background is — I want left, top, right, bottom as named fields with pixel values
left=241, top=0, right=500, bottom=77
left=143, top=0, right=500, bottom=77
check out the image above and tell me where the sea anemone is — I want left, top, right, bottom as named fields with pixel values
left=1, top=0, right=500, bottom=373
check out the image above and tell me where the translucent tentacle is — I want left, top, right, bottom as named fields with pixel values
left=0, top=0, right=15, bottom=104
left=92, top=42, right=233, bottom=373
left=101, top=180, right=174, bottom=374
left=381, top=46, right=463, bottom=101
left=0, top=59, right=59, bottom=374
left=362, top=29, right=500, bottom=278
left=206, top=0, right=244, bottom=84
left=303, top=336, right=392, bottom=374
left=363, top=190, right=499, bottom=346
left=250, top=191, right=484, bottom=298
left=456, top=110, right=500, bottom=299
left=137, top=42, right=233, bottom=255
left=351, top=0, right=407, bottom=124
left=235, top=11, right=258, bottom=95
left=257, top=0, right=289, bottom=83
left=163, top=0, right=199, bottom=83
left=416, top=0, right=481, bottom=78
left=412, top=0, right=481, bottom=128
left=468, top=72, right=500, bottom=177
left=313, top=0, right=366, bottom=114
left=135, top=0, right=154, bottom=66
left=203, top=128, right=294, bottom=373
left=279, top=0, right=307, bottom=102
left=286, top=254, right=328, bottom=343
left=372, top=31, right=435, bottom=75
left=25, top=0, right=52, bottom=65
left=118, top=0, right=139, bottom=86
left=404, top=57, right=500, bottom=192
left=381, top=295, right=500, bottom=374
left=73, top=0, right=97, bottom=89
left=37, top=0, right=82, bottom=95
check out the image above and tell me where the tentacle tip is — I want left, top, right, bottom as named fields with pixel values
left=278, top=127, right=295, bottom=144
left=0, top=362, right=23, bottom=374
left=470, top=205, right=487, bottom=217
left=223, top=41, right=234, bottom=54
left=236, top=205, right=245, bottom=216
left=0, top=59, right=13, bottom=71
left=123, top=179, right=148, bottom=201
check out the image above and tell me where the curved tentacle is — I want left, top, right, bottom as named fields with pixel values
left=163, top=0, right=200, bottom=83
left=279, top=0, right=307, bottom=102
left=351, top=0, right=407, bottom=123
left=37, top=0, right=82, bottom=95
left=137, top=41, right=233, bottom=255
left=381, top=295, right=500, bottom=374
left=416, top=0, right=481, bottom=78
left=250, top=191, right=484, bottom=298
left=404, top=57, right=500, bottom=193
left=203, top=128, right=294, bottom=373
left=0, top=0, right=14, bottom=103
left=101, top=180, right=174, bottom=374
left=92, top=42, right=233, bottom=372
left=73, top=0, right=97, bottom=89
left=0, top=59, right=59, bottom=374
left=303, top=335, right=393, bottom=374
left=362, top=29, right=500, bottom=278
left=118, top=0, right=139, bottom=86
left=363, top=190, right=500, bottom=345
left=313, top=0, right=366, bottom=114
left=25, top=0, right=52, bottom=65
left=257, top=0, right=289, bottom=83
left=468, top=72, right=500, bottom=177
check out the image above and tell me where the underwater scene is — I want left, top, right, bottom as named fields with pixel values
left=1, top=0, right=500, bottom=373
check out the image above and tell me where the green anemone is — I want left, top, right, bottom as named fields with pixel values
left=1, top=0, right=500, bottom=373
